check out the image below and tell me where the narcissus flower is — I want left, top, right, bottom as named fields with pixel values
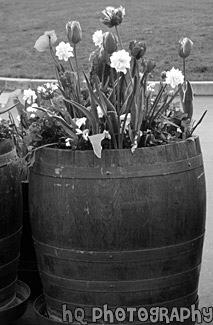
left=66, top=21, right=82, bottom=45
left=110, top=49, right=131, bottom=74
left=55, top=42, right=74, bottom=61
left=92, top=30, right=104, bottom=47
left=178, top=37, right=193, bottom=59
left=166, top=67, right=184, bottom=88
left=34, top=30, right=57, bottom=52
left=101, top=6, right=125, bottom=28
left=23, top=88, right=37, bottom=104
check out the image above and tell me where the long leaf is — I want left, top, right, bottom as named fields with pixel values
left=63, top=97, right=98, bottom=135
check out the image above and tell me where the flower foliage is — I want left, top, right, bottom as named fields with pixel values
left=9, top=5, right=206, bottom=159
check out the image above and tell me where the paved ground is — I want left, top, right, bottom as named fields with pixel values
left=0, top=93, right=212, bottom=324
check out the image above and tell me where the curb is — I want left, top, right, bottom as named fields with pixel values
left=0, top=77, right=213, bottom=96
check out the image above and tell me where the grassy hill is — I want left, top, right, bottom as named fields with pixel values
left=1, top=0, right=213, bottom=80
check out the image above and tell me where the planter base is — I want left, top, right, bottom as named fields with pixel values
left=0, top=280, right=31, bottom=324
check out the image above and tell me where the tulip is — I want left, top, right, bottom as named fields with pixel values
left=103, top=32, right=118, bottom=54
left=142, top=58, right=156, bottom=74
left=34, top=30, right=57, bottom=52
left=66, top=21, right=82, bottom=45
left=98, top=47, right=110, bottom=64
left=129, top=40, right=146, bottom=60
left=178, top=37, right=193, bottom=59
left=101, top=6, right=125, bottom=28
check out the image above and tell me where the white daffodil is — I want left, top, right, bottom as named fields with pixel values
left=55, top=42, right=74, bottom=61
left=165, top=67, right=184, bottom=88
left=23, top=88, right=37, bottom=104
left=74, top=117, right=87, bottom=129
left=92, top=30, right=104, bottom=47
left=110, top=49, right=131, bottom=74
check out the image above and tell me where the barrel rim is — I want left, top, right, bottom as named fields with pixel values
left=33, top=135, right=200, bottom=156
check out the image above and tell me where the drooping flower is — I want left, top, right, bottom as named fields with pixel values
left=103, top=32, right=118, bottom=54
left=34, top=30, right=57, bottom=52
left=101, top=6, right=125, bottom=28
left=92, top=30, right=104, bottom=47
left=55, top=42, right=74, bottom=61
left=178, top=37, right=193, bottom=59
left=166, top=67, right=184, bottom=88
left=110, top=49, right=131, bottom=74
left=66, top=21, right=82, bottom=45
left=23, top=88, right=37, bottom=104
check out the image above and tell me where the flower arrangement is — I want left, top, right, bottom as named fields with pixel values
left=11, top=5, right=206, bottom=159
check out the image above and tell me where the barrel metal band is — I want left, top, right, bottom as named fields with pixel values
left=32, top=154, right=204, bottom=179
left=33, top=234, right=204, bottom=263
left=40, top=264, right=201, bottom=292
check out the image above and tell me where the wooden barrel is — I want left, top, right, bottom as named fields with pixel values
left=0, top=139, right=23, bottom=309
left=29, top=136, right=206, bottom=324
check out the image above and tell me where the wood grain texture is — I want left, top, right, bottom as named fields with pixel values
left=29, top=136, right=206, bottom=323
left=0, top=140, right=22, bottom=308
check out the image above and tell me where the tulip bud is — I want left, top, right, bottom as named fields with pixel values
left=142, top=58, right=156, bottom=73
left=103, top=32, right=118, bottom=54
left=178, top=37, right=193, bottom=59
left=129, top=40, right=146, bottom=60
left=66, top=21, right=82, bottom=45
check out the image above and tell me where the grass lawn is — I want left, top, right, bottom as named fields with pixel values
left=1, top=0, right=213, bottom=81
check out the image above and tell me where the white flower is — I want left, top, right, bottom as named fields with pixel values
left=147, top=82, right=156, bottom=93
left=34, top=30, right=57, bottom=52
left=75, top=117, right=87, bottom=129
left=110, top=49, right=131, bottom=74
left=30, top=113, right=36, bottom=119
left=97, top=105, right=104, bottom=118
left=165, top=67, right=184, bottom=88
left=23, top=88, right=37, bottom=104
left=120, top=113, right=131, bottom=132
left=65, top=138, right=72, bottom=147
left=55, top=42, right=74, bottom=61
left=82, top=129, right=89, bottom=141
left=92, top=30, right=103, bottom=47
left=26, top=103, right=38, bottom=113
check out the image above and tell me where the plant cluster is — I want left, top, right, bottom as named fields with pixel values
left=2, top=6, right=206, bottom=158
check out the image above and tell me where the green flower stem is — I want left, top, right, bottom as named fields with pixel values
left=73, top=44, right=81, bottom=103
left=68, top=57, right=74, bottom=72
left=49, top=42, right=61, bottom=71
left=183, top=58, right=186, bottom=80
left=115, top=26, right=124, bottom=49
left=117, top=72, right=121, bottom=148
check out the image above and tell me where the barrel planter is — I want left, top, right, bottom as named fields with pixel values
left=29, top=135, right=206, bottom=324
left=0, top=139, right=23, bottom=309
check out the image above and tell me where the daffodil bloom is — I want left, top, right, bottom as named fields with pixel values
left=34, top=30, right=57, bottom=52
left=110, top=49, right=131, bottom=74
left=165, top=67, right=184, bottom=88
left=23, top=88, right=37, bottom=104
left=92, top=30, right=104, bottom=47
left=55, top=42, right=74, bottom=61
left=101, top=6, right=125, bottom=28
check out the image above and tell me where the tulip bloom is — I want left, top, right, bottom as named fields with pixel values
left=178, top=37, right=193, bottom=59
left=66, top=21, right=82, bottom=45
left=129, top=40, right=146, bottom=60
left=34, top=30, right=57, bottom=52
left=101, top=6, right=125, bottom=28
left=103, top=32, right=118, bottom=54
